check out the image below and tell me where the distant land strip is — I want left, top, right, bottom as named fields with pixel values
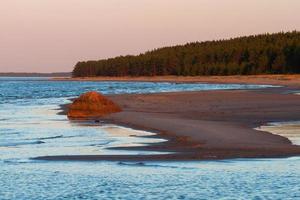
left=0, top=72, right=71, bottom=77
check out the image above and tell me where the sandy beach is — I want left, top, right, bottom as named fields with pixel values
left=35, top=75, right=300, bottom=161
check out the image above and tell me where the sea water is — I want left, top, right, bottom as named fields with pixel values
left=0, top=77, right=299, bottom=199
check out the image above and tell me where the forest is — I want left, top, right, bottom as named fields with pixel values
left=72, top=31, right=300, bottom=77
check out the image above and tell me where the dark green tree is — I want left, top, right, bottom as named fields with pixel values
left=72, top=31, right=300, bottom=77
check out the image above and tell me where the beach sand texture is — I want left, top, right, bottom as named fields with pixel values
left=38, top=76, right=300, bottom=161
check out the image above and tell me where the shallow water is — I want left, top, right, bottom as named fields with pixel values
left=0, top=77, right=299, bottom=199
left=1, top=158, right=300, bottom=199
left=257, top=121, right=300, bottom=145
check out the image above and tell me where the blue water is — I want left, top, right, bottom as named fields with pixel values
left=0, top=77, right=299, bottom=199
left=1, top=158, right=300, bottom=200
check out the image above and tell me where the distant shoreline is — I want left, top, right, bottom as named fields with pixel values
left=0, top=72, right=71, bottom=77
left=53, top=74, right=300, bottom=86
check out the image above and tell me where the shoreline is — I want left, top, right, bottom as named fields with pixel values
left=52, top=74, right=300, bottom=87
left=36, top=82, right=300, bottom=161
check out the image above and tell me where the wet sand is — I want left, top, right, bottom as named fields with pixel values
left=36, top=80, right=300, bottom=161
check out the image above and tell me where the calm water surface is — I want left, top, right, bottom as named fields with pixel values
left=0, top=77, right=299, bottom=199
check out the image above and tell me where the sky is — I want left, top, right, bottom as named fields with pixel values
left=0, top=0, right=299, bottom=73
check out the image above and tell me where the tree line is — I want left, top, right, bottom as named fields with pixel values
left=72, top=31, right=300, bottom=77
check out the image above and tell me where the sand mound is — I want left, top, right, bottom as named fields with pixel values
left=67, top=91, right=122, bottom=119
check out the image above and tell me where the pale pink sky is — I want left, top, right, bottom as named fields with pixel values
left=0, top=0, right=299, bottom=73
